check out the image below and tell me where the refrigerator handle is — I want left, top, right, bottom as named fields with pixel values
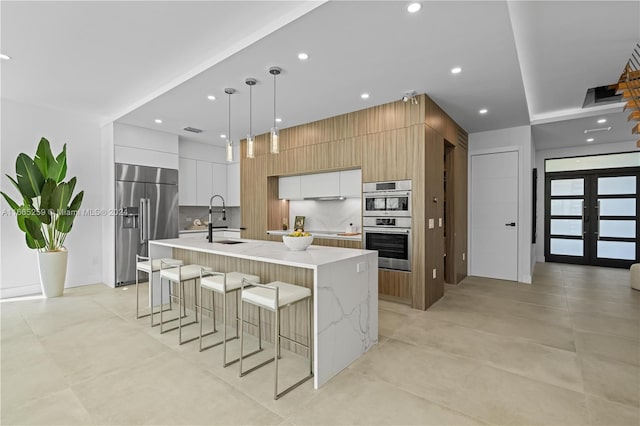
left=139, top=198, right=145, bottom=244
left=146, top=198, right=151, bottom=243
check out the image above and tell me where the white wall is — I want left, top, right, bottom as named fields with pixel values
left=533, top=139, right=638, bottom=263
left=1, top=99, right=103, bottom=297
left=179, top=138, right=227, bottom=163
left=468, top=125, right=533, bottom=284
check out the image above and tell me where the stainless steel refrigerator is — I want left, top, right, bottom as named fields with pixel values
left=115, top=163, right=179, bottom=286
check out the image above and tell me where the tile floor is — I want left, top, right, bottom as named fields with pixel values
left=1, top=263, right=639, bottom=425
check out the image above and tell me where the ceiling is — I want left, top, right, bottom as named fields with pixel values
left=2, top=1, right=639, bottom=151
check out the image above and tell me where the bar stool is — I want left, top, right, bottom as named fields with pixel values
left=239, top=279, right=313, bottom=400
left=159, top=262, right=210, bottom=345
left=198, top=270, right=261, bottom=366
left=135, top=255, right=183, bottom=327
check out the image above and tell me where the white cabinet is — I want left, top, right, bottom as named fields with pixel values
left=179, top=158, right=197, bottom=206
left=211, top=163, right=227, bottom=206
left=300, top=172, right=340, bottom=198
left=279, top=175, right=301, bottom=200
left=339, top=169, right=362, bottom=198
left=196, top=161, right=213, bottom=206
left=226, top=162, right=240, bottom=206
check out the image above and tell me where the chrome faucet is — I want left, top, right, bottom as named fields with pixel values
left=208, top=195, right=226, bottom=243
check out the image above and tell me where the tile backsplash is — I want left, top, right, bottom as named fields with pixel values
left=179, top=206, right=241, bottom=230
left=288, top=199, right=361, bottom=233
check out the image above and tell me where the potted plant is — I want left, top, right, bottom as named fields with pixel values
left=1, top=137, right=84, bottom=297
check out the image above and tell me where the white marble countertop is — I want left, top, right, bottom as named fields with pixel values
left=150, top=237, right=374, bottom=269
left=267, top=229, right=362, bottom=241
left=179, top=228, right=243, bottom=234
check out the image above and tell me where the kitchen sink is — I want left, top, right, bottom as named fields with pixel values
left=214, top=240, right=245, bottom=245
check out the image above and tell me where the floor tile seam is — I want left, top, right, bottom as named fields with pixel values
left=345, top=367, right=491, bottom=426
left=576, top=350, right=640, bottom=372
left=383, top=337, right=587, bottom=396
left=564, top=293, right=640, bottom=309
left=0, top=386, right=96, bottom=425
left=447, top=286, right=572, bottom=311
left=570, top=323, right=640, bottom=343
left=427, top=300, right=575, bottom=333
left=389, top=333, right=585, bottom=394
left=64, top=349, right=172, bottom=390
left=453, top=285, right=570, bottom=305
left=442, top=288, right=573, bottom=317
left=573, top=328, right=640, bottom=348
left=404, top=314, right=580, bottom=357
left=585, top=392, right=640, bottom=413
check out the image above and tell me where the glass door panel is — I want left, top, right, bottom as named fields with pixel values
left=546, top=167, right=639, bottom=268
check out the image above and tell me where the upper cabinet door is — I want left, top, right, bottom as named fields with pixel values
left=211, top=162, right=227, bottom=206
left=279, top=175, right=302, bottom=200
left=227, top=162, right=240, bottom=206
left=179, top=158, right=197, bottom=206
left=196, top=160, right=213, bottom=206
left=339, top=169, right=362, bottom=198
left=300, top=171, right=340, bottom=198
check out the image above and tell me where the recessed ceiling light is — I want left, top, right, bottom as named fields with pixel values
left=479, top=108, right=488, bottom=114
left=597, top=118, right=607, bottom=124
left=207, top=95, right=216, bottom=101
left=275, top=118, right=282, bottom=123
left=407, top=2, right=422, bottom=13
left=0, top=53, right=11, bottom=60
left=154, top=119, right=162, bottom=124
left=361, top=93, right=370, bottom=99
left=586, top=138, right=594, bottom=142
left=298, top=53, right=309, bottom=60
left=451, top=66, right=462, bottom=74
left=220, top=134, right=226, bottom=139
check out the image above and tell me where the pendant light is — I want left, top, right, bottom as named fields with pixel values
left=245, top=78, right=256, bottom=158
left=224, top=88, right=235, bottom=162
left=269, top=66, right=281, bottom=154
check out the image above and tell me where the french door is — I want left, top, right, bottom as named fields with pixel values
left=545, top=169, right=640, bottom=268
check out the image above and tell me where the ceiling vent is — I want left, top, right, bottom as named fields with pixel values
left=183, top=126, right=203, bottom=133
left=582, top=85, right=622, bottom=108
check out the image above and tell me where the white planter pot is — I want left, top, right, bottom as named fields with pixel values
left=37, top=249, right=68, bottom=298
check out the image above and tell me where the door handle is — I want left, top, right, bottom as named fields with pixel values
left=505, top=222, right=516, bottom=227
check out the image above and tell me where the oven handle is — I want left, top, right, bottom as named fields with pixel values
left=363, top=227, right=411, bottom=234
left=363, top=191, right=411, bottom=197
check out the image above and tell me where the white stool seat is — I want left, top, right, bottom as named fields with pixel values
left=160, top=264, right=210, bottom=282
left=242, top=281, right=311, bottom=311
left=201, top=272, right=260, bottom=293
left=137, top=258, right=183, bottom=273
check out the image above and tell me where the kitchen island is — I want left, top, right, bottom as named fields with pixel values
left=149, top=237, right=378, bottom=388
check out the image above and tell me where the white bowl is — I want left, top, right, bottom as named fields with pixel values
left=282, top=235, right=314, bottom=251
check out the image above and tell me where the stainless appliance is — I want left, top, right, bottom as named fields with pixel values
left=115, top=164, right=179, bottom=286
left=363, top=180, right=411, bottom=217
left=363, top=216, right=412, bottom=272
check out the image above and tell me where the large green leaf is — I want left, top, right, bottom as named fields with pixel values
left=68, top=190, right=83, bottom=211
left=56, top=190, right=83, bottom=234
left=49, top=182, right=71, bottom=214
left=34, top=137, right=54, bottom=179
left=24, top=216, right=44, bottom=243
left=38, top=179, right=56, bottom=225
left=67, top=176, right=77, bottom=196
left=5, top=174, right=21, bottom=196
left=16, top=153, right=44, bottom=199
left=1, top=191, right=20, bottom=211
left=52, top=144, right=67, bottom=183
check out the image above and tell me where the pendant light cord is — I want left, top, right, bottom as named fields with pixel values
left=249, top=84, right=252, bottom=135
left=273, top=73, right=277, bottom=128
left=228, top=92, right=231, bottom=142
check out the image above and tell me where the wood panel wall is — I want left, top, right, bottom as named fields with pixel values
left=240, top=95, right=467, bottom=310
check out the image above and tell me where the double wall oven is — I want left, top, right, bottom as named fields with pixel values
left=363, top=180, right=412, bottom=272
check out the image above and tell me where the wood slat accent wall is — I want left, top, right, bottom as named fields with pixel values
left=172, top=248, right=313, bottom=355
left=240, top=95, right=467, bottom=310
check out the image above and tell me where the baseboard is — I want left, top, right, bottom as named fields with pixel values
left=520, top=274, right=532, bottom=284
left=0, top=284, right=42, bottom=299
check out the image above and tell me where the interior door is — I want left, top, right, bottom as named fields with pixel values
left=470, top=151, right=519, bottom=281
left=545, top=170, right=639, bottom=268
